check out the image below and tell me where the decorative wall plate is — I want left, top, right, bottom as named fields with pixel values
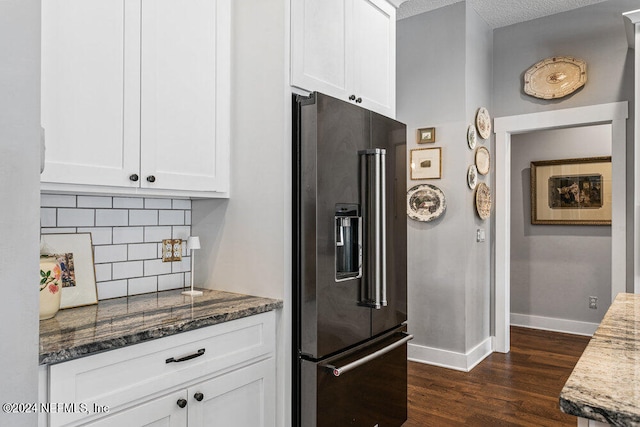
left=475, top=183, right=491, bottom=220
left=524, top=56, right=587, bottom=100
left=467, top=124, right=477, bottom=149
left=407, top=184, right=446, bottom=222
left=467, top=165, right=478, bottom=189
left=475, top=107, right=491, bottom=139
left=475, top=146, right=490, bottom=175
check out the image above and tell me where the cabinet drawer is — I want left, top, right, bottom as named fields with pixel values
left=48, top=311, right=275, bottom=426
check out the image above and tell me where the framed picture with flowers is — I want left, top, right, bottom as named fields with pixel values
left=40, top=233, right=97, bottom=308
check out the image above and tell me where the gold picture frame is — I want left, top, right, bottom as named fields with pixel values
left=530, top=156, right=611, bottom=225
left=410, top=147, right=442, bottom=180
left=417, top=127, right=436, bottom=143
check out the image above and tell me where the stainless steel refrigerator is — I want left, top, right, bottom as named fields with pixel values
left=293, top=92, right=411, bottom=427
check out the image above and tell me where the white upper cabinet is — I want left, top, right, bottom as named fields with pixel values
left=291, top=0, right=397, bottom=118
left=41, top=0, right=230, bottom=198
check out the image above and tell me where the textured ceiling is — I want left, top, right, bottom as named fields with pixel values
left=397, top=0, right=610, bottom=28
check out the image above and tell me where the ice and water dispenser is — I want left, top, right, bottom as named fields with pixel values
left=335, top=203, right=362, bottom=281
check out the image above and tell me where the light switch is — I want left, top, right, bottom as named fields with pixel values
left=476, top=229, right=485, bottom=243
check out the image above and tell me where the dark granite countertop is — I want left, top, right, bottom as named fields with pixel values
left=39, top=289, right=283, bottom=365
left=559, top=293, right=640, bottom=426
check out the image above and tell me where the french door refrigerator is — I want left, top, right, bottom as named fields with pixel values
left=293, top=92, right=411, bottom=427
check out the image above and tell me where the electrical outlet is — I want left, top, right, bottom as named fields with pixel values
left=589, top=296, right=598, bottom=309
left=162, top=239, right=182, bottom=262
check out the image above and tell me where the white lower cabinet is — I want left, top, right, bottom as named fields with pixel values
left=40, top=312, right=276, bottom=427
left=84, top=359, right=274, bottom=427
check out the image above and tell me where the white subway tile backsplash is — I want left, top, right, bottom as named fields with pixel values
left=41, top=194, right=76, bottom=208
left=130, top=209, right=158, bottom=226
left=172, top=226, right=190, bottom=240
left=94, top=264, right=112, bottom=282
left=113, top=197, right=144, bottom=209
left=129, top=276, right=158, bottom=295
left=158, top=273, right=185, bottom=291
left=172, top=199, right=191, bottom=210
left=128, top=243, right=157, bottom=260
left=41, top=194, right=192, bottom=300
left=144, top=226, right=172, bottom=243
left=97, top=280, right=128, bottom=300
left=95, top=209, right=128, bottom=226
left=144, top=198, right=172, bottom=209
left=94, top=244, right=128, bottom=263
left=144, top=259, right=172, bottom=276
left=112, top=261, right=144, bottom=280
left=113, top=226, right=144, bottom=244
left=41, top=228, right=77, bottom=234
left=41, top=208, right=57, bottom=227
left=77, top=227, right=112, bottom=245
left=57, top=208, right=95, bottom=227
left=159, top=210, right=184, bottom=226
left=78, top=196, right=112, bottom=208
left=172, top=257, right=191, bottom=273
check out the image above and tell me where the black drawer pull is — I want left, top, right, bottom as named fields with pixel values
left=177, top=398, right=187, bottom=408
left=166, top=348, right=205, bottom=364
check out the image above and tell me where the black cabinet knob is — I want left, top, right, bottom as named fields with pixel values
left=129, top=174, right=139, bottom=182
left=194, top=392, right=204, bottom=402
left=146, top=175, right=156, bottom=183
left=177, top=398, right=187, bottom=408
left=356, top=97, right=362, bottom=104
left=349, top=94, right=356, bottom=101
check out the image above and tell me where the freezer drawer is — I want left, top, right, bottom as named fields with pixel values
left=300, top=329, right=411, bottom=427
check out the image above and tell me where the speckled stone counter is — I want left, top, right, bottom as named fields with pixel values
left=39, top=289, right=282, bottom=365
left=560, top=293, right=640, bottom=426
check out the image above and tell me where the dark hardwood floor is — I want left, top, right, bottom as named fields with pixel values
left=404, top=327, right=590, bottom=426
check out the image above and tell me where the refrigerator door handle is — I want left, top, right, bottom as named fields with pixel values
left=322, top=333, right=413, bottom=377
left=358, top=148, right=387, bottom=309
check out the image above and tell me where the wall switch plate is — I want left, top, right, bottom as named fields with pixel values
left=476, top=229, right=485, bottom=242
left=162, top=239, right=182, bottom=262
left=589, top=296, right=598, bottom=309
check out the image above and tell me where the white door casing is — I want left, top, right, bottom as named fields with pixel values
left=493, top=102, right=628, bottom=353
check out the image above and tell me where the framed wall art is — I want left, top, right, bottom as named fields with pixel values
left=530, top=156, right=612, bottom=225
left=40, top=233, right=98, bottom=308
left=417, top=127, right=436, bottom=143
left=410, top=147, right=442, bottom=180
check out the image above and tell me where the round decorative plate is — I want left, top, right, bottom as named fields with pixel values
left=475, top=183, right=491, bottom=220
left=475, top=146, right=490, bottom=175
left=475, top=107, right=491, bottom=139
left=467, top=165, right=478, bottom=190
left=407, top=184, right=446, bottom=222
left=524, top=56, right=587, bottom=100
left=467, top=124, right=477, bottom=149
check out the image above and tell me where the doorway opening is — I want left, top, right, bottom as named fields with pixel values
left=493, top=102, right=628, bottom=353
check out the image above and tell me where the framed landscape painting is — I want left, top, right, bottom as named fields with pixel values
left=530, top=156, right=611, bottom=225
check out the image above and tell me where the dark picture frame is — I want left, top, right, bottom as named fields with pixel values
left=530, top=156, right=612, bottom=225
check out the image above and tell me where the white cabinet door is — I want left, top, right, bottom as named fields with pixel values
left=290, top=0, right=396, bottom=118
left=189, top=359, right=275, bottom=427
left=351, top=0, right=395, bottom=117
left=41, top=0, right=141, bottom=188
left=140, top=0, right=230, bottom=193
left=84, top=390, right=188, bottom=427
left=291, top=0, right=350, bottom=100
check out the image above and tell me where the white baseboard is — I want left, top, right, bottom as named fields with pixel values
left=510, top=313, right=597, bottom=336
left=408, top=337, right=493, bottom=372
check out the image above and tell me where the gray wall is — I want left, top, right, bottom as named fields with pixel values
left=511, top=125, right=612, bottom=324
left=192, top=0, right=288, bottom=301
left=397, top=2, right=492, bottom=355
left=493, top=0, right=636, bottom=293
left=0, top=0, right=41, bottom=425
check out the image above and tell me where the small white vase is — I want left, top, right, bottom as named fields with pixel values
left=39, top=256, right=62, bottom=320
